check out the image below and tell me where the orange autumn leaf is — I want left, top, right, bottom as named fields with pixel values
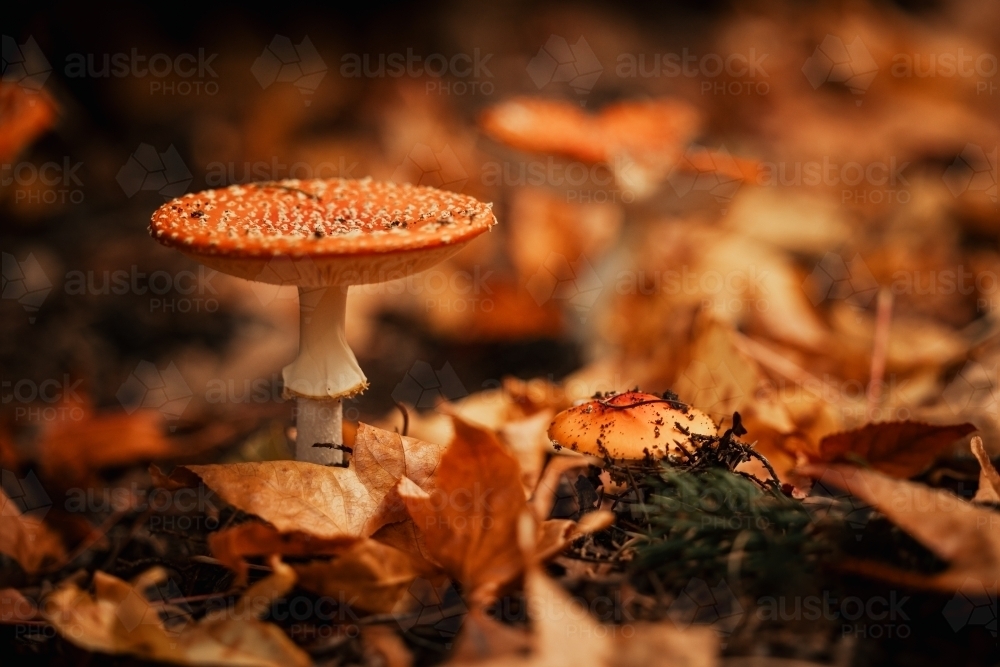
left=0, top=485, right=65, bottom=574
left=0, top=83, right=57, bottom=164
left=36, top=406, right=180, bottom=485
left=164, top=424, right=445, bottom=540
left=397, top=417, right=526, bottom=606
left=44, top=563, right=309, bottom=667
left=293, top=539, right=420, bottom=614
left=208, top=521, right=356, bottom=585
left=810, top=421, right=976, bottom=478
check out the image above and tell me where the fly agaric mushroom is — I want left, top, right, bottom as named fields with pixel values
left=548, top=391, right=718, bottom=463
left=149, top=178, right=496, bottom=465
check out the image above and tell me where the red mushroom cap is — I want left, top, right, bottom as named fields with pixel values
left=149, top=178, right=496, bottom=285
left=548, top=391, right=718, bottom=462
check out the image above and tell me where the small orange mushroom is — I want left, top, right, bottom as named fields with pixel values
left=547, top=391, right=718, bottom=463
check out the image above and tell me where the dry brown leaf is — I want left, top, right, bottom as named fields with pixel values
left=398, top=417, right=526, bottom=606
left=499, top=409, right=557, bottom=495
left=0, top=485, right=66, bottom=574
left=293, top=539, right=419, bottom=613
left=369, top=520, right=442, bottom=575
left=208, top=521, right=356, bottom=585
left=166, top=424, right=445, bottom=540
left=447, top=569, right=717, bottom=667
left=44, top=562, right=309, bottom=667
left=1, top=588, right=38, bottom=624
left=811, top=421, right=976, bottom=478
left=799, top=464, right=1000, bottom=592
left=362, top=624, right=414, bottom=667
left=33, top=404, right=204, bottom=487
left=971, top=436, right=1000, bottom=503
left=535, top=512, right=615, bottom=562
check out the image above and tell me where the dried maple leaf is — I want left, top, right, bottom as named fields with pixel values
left=44, top=560, right=309, bottom=666
left=164, top=424, right=445, bottom=540
left=292, top=539, right=420, bottom=613
left=0, top=485, right=66, bottom=574
left=971, top=436, right=1000, bottom=503
left=810, top=421, right=976, bottom=478
left=799, top=464, right=1000, bottom=592
left=208, top=521, right=355, bottom=585
left=397, top=417, right=527, bottom=606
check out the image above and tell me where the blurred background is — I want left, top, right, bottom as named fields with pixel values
left=3, top=0, right=999, bottom=477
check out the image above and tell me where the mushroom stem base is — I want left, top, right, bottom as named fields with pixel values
left=295, top=397, right=344, bottom=465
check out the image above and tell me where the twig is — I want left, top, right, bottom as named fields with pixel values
left=394, top=400, right=410, bottom=437
left=866, top=287, right=893, bottom=420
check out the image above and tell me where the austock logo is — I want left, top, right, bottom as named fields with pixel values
left=1, top=35, right=52, bottom=93
left=802, top=35, right=879, bottom=105
left=392, top=361, right=468, bottom=409
left=391, top=144, right=468, bottom=191
left=527, top=35, right=603, bottom=97
left=116, top=144, right=192, bottom=199
left=1, top=251, right=53, bottom=323
left=804, top=252, right=879, bottom=307
left=666, top=145, right=744, bottom=203
left=804, top=466, right=875, bottom=539
left=392, top=577, right=467, bottom=646
left=1, top=468, right=52, bottom=519
left=525, top=253, right=603, bottom=321
left=251, top=35, right=327, bottom=105
left=942, top=144, right=998, bottom=203
left=676, top=360, right=744, bottom=421
left=668, top=578, right=744, bottom=645
left=115, top=576, right=192, bottom=643
left=943, top=360, right=1000, bottom=420
left=116, top=360, right=193, bottom=423
left=942, top=579, right=997, bottom=636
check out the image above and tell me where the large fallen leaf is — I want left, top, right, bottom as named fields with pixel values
left=293, top=539, right=419, bottom=613
left=0, top=485, right=65, bottom=573
left=810, top=421, right=976, bottom=478
left=164, top=424, right=445, bottom=540
left=799, top=464, right=1000, bottom=592
left=398, top=417, right=526, bottom=606
left=448, top=569, right=717, bottom=667
left=44, top=561, right=309, bottom=667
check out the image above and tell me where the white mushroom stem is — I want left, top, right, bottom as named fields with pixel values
left=283, top=285, right=368, bottom=465
left=295, top=397, right=344, bottom=464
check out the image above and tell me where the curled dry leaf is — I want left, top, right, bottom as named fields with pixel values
left=811, top=421, right=976, bottom=478
left=208, top=521, right=355, bottom=585
left=0, top=485, right=66, bottom=574
left=971, top=436, right=1000, bottom=503
left=43, top=562, right=309, bottom=667
left=397, top=417, right=527, bottom=606
left=799, top=464, right=1000, bottom=592
left=292, top=539, right=419, bottom=614
left=163, top=424, right=445, bottom=540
